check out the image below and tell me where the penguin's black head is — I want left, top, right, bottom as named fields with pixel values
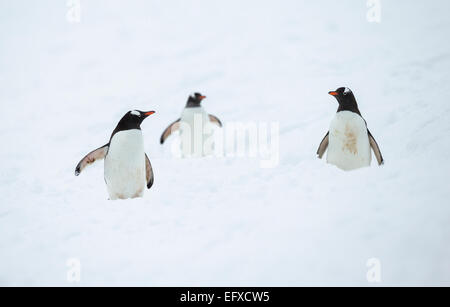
left=186, top=92, right=206, bottom=108
left=328, top=87, right=361, bottom=115
left=115, top=110, right=156, bottom=132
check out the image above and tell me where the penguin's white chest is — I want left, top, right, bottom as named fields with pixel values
left=104, top=130, right=146, bottom=200
left=179, top=107, right=215, bottom=157
left=327, top=111, right=371, bottom=171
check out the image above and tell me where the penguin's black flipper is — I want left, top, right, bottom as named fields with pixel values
left=145, top=153, right=154, bottom=189
left=160, top=119, right=181, bottom=144
left=208, top=114, right=222, bottom=127
left=317, top=132, right=329, bottom=159
left=368, top=130, right=384, bottom=166
left=75, top=144, right=109, bottom=176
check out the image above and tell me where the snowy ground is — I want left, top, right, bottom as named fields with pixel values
left=1, top=0, right=450, bottom=286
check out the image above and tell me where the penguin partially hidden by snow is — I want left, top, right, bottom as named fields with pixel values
left=75, top=110, right=155, bottom=200
left=160, top=93, right=222, bottom=157
left=317, top=87, right=384, bottom=171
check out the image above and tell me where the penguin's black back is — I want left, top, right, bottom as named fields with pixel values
left=334, top=87, right=362, bottom=116
left=186, top=93, right=204, bottom=108
left=110, top=112, right=143, bottom=141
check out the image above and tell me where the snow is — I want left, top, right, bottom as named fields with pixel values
left=1, top=0, right=450, bottom=286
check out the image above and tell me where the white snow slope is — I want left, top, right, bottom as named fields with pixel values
left=1, top=0, right=450, bottom=286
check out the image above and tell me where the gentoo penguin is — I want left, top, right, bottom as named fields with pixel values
left=75, top=110, right=156, bottom=200
left=317, top=87, right=384, bottom=171
left=160, top=93, right=222, bottom=157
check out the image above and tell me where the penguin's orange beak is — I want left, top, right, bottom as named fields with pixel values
left=200, top=95, right=206, bottom=100
left=144, top=111, right=156, bottom=116
left=328, top=91, right=338, bottom=96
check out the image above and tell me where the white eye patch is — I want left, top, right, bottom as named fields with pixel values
left=343, top=87, right=351, bottom=95
left=130, top=110, right=140, bottom=116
